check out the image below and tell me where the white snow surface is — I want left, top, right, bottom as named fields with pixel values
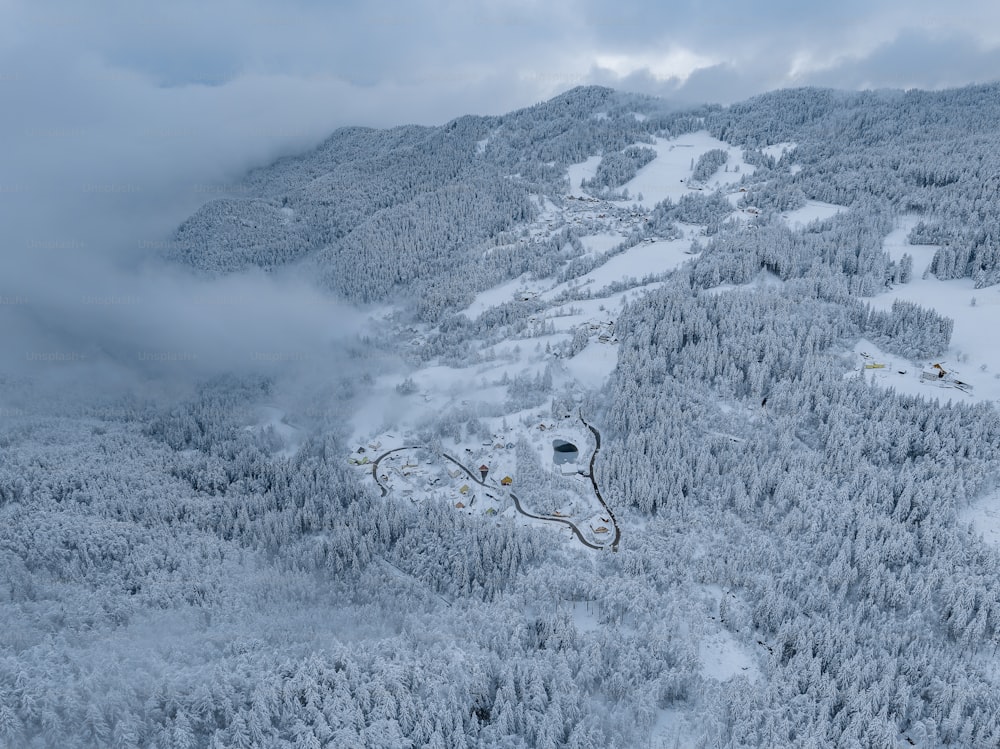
left=780, top=199, right=845, bottom=229
left=870, top=217, right=1000, bottom=404
left=543, top=238, right=693, bottom=301
left=564, top=130, right=753, bottom=209
left=563, top=341, right=618, bottom=389
left=566, top=155, right=602, bottom=198
left=462, top=276, right=548, bottom=319
left=699, top=629, right=760, bottom=682
left=762, top=142, right=797, bottom=161
left=613, top=131, right=754, bottom=209
left=961, top=488, right=1000, bottom=549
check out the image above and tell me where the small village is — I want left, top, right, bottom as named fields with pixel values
left=350, top=412, right=618, bottom=549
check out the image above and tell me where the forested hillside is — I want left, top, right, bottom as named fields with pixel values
left=6, top=82, right=1000, bottom=748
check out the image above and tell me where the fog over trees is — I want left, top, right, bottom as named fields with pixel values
left=4, top=83, right=1000, bottom=748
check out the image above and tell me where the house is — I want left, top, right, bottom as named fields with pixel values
left=485, top=507, right=497, bottom=516
left=501, top=476, right=513, bottom=486
left=922, top=363, right=949, bottom=381
left=592, top=526, right=609, bottom=534
left=455, top=502, right=465, bottom=509
left=460, top=484, right=470, bottom=495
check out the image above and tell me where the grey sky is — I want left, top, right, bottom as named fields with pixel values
left=3, top=0, right=1000, bottom=387
left=5, top=0, right=1000, bottom=202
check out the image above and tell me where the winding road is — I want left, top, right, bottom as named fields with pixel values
left=369, top=417, right=620, bottom=551
left=580, top=414, right=621, bottom=550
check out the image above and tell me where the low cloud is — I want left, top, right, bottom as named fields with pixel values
left=4, top=0, right=1000, bottom=406
left=805, top=29, right=1000, bottom=91
left=0, top=249, right=372, bottom=396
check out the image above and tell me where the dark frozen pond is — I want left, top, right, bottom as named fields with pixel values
left=552, top=439, right=579, bottom=465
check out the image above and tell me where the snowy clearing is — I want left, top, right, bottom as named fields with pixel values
left=579, top=232, right=625, bottom=255
left=554, top=238, right=693, bottom=297
left=562, top=341, right=619, bottom=389
left=871, top=226, right=1000, bottom=404
left=844, top=339, right=972, bottom=403
left=461, top=275, right=548, bottom=319
left=960, top=489, right=1000, bottom=549
left=564, top=130, right=754, bottom=209
left=762, top=142, right=797, bottom=161
left=703, top=269, right=785, bottom=296
left=699, top=629, right=761, bottom=683
left=780, top=199, right=845, bottom=229
left=882, top=215, right=940, bottom=277
left=566, top=155, right=602, bottom=197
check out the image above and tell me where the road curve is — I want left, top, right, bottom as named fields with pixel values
left=580, top=413, right=620, bottom=550
left=371, top=446, right=421, bottom=496
left=439, top=454, right=608, bottom=550
left=368, top=420, right=620, bottom=551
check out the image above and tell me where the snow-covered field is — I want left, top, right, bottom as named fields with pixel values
left=566, top=155, right=602, bottom=197
left=699, top=629, right=760, bottom=682
left=780, top=199, right=845, bottom=229
left=961, top=488, right=1000, bottom=549
left=461, top=276, right=546, bottom=318
left=762, top=142, right=797, bottom=161
left=869, top=217, right=1000, bottom=404
left=610, top=131, right=754, bottom=209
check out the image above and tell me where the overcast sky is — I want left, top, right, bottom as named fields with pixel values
left=3, top=0, right=1000, bottom=387
left=5, top=0, right=1000, bottom=236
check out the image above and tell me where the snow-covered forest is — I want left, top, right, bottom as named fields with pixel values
left=5, top=83, right=1000, bottom=748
